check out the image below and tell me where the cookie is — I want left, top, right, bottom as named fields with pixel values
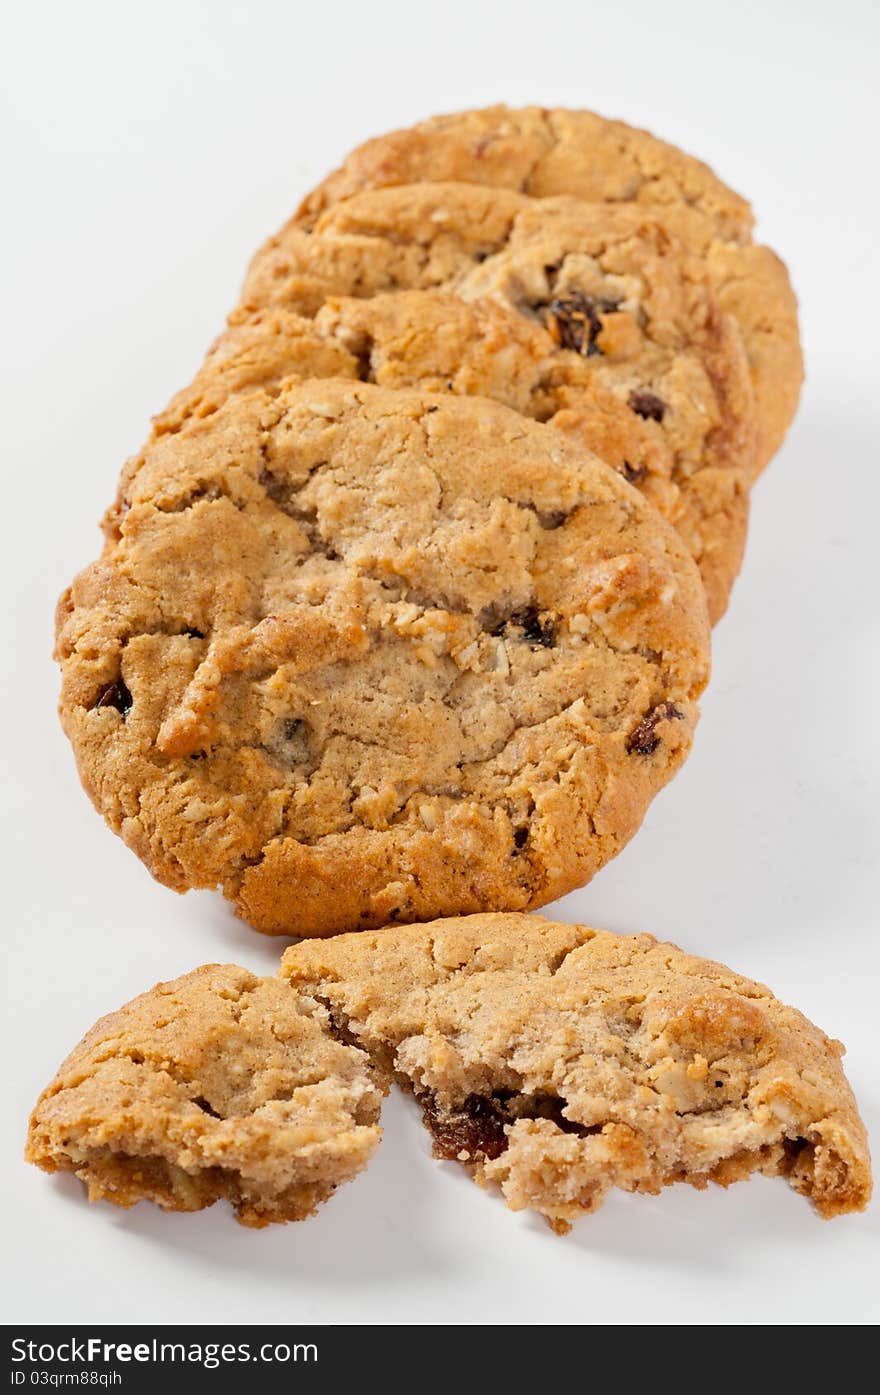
left=241, top=186, right=756, bottom=620
left=294, top=106, right=802, bottom=472
left=107, top=292, right=553, bottom=539
left=149, top=281, right=748, bottom=625
left=281, top=914, right=872, bottom=1232
left=152, top=306, right=358, bottom=439
left=57, top=380, right=710, bottom=936
left=297, top=105, right=754, bottom=239
left=25, top=964, right=383, bottom=1226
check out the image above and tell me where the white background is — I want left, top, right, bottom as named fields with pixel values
left=2, top=0, right=878, bottom=1327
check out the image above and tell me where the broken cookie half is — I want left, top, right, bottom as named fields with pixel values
left=25, top=964, right=383, bottom=1226
left=281, top=914, right=871, bottom=1232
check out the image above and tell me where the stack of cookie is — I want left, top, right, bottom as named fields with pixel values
left=31, top=108, right=871, bottom=1232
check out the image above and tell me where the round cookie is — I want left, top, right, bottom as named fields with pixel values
left=297, top=105, right=755, bottom=240
left=282, top=914, right=872, bottom=1232
left=57, top=380, right=710, bottom=937
left=140, top=286, right=747, bottom=623
left=156, top=297, right=547, bottom=440
left=241, top=186, right=756, bottom=621
left=293, top=105, right=802, bottom=472
left=152, top=306, right=358, bottom=439
left=109, top=292, right=552, bottom=534
left=25, top=964, right=383, bottom=1226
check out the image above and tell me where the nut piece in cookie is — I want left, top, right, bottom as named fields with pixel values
left=56, top=381, right=710, bottom=936
left=25, top=964, right=383, bottom=1226
left=281, top=914, right=872, bottom=1232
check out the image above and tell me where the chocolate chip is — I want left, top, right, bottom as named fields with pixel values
left=94, top=679, right=132, bottom=718
left=620, top=461, right=647, bottom=484
left=626, top=702, right=684, bottom=755
left=546, top=292, right=621, bottom=358
left=283, top=718, right=305, bottom=741
left=184, top=627, right=205, bottom=640
left=513, top=826, right=529, bottom=851
left=628, top=389, right=667, bottom=422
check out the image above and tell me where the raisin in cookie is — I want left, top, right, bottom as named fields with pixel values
left=281, top=914, right=872, bottom=1232
left=241, top=186, right=755, bottom=621
left=57, top=381, right=710, bottom=936
left=25, top=964, right=383, bottom=1226
left=294, top=104, right=802, bottom=471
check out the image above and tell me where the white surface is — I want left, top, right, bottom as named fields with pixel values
left=2, top=0, right=878, bottom=1327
